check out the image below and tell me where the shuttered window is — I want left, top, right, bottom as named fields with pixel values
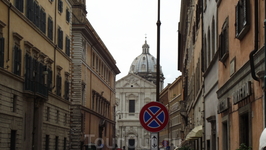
left=56, top=75, right=62, bottom=96
left=27, top=0, right=34, bottom=22
left=66, top=9, right=70, bottom=22
left=58, top=0, right=63, bottom=13
left=219, top=18, right=229, bottom=62
left=47, top=68, right=52, bottom=91
left=40, top=9, right=46, bottom=33
left=33, top=1, right=40, bottom=28
left=58, top=28, right=63, bottom=49
left=64, top=80, right=69, bottom=100
left=13, top=46, right=21, bottom=76
left=15, top=0, right=24, bottom=12
left=48, top=17, right=53, bottom=40
left=0, top=37, right=4, bottom=68
left=235, top=0, right=250, bottom=39
left=65, top=37, right=70, bottom=56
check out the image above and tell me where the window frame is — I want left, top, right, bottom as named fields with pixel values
left=219, top=18, right=229, bottom=63
left=235, top=0, right=250, bottom=40
left=129, top=100, right=135, bottom=113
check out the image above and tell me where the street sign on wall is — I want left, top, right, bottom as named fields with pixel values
left=139, top=101, right=169, bottom=132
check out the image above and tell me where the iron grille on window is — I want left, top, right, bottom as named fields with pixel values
left=0, top=37, right=4, bottom=68
left=56, top=75, right=62, bottom=96
left=58, top=0, right=63, bottom=13
left=24, top=53, right=48, bottom=97
left=48, top=18, right=53, bottom=40
left=13, top=46, right=21, bottom=76
left=235, top=0, right=250, bottom=40
left=58, top=28, right=63, bottom=49
left=15, top=0, right=24, bottom=12
left=65, top=37, right=70, bottom=56
left=40, top=9, right=46, bottom=34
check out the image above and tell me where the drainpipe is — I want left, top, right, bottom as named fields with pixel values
left=264, top=18, right=266, bottom=127
left=249, top=0, right=259, bottom=82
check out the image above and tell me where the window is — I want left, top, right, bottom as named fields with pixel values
left=46, top=107, right=50, bottom=121
left=239, top=113, right=250, bottom=147
left=24, top=53, right=48, bottom=97
left=15, top=0, right=24, bottom=12
left=64, top=113, right=67, bottom=125
left=27, top=0, right=34, bottom=22
left=0, top=37, right=4, bottom=68
left=235, top=0, right=250, bottom=40
left=58, top=0, right=63, bottom=13
left=48, top=17, right=53, bottom=40
left=12, top=95, right=17, bottom=112
left=45, top=135, right=50, bottom=150
left=63, top=137, right=67, bottom=150
left=65, top=37, right=70, bottom=56
left=40, top=9, right=46, bottom=33
left=66, top=9, right=70, bottom=22
left=129, top=100, right=135, bottom=113
left=33, top=1, right=40, bottom=28
left=222, top=121, right=228, bottom=150
left=10, top=130, right=17, bottom=150
left=56, top=74, right=62, bottom=96
left=57, top=27, right=63, bottom=49
left=13, top=45, right=21, bottom=76
left=64, top=78, right=69, bottom=100
left=219, top=18, right=229, bottom=62
left=55, top=136, right=59, bottom=150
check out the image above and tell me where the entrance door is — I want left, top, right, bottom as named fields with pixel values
left=128, top=139, right=135, bottom=150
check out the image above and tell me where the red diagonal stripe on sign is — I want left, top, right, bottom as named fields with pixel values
left=145, top=108, right=164, bottom=127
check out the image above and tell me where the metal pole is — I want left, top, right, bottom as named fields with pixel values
left=156, top=0, right=161, bottom=102
left=156, top=1, right=161, bottom=150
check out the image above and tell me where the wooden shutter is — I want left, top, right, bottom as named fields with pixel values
left=40, top=9, right=46, bottom=33
left=48, top=18, right=53, bottom=40
left=27, top=0, right=34, bottom=21
left=0, top=37, right=4, bottom=68
left=235, top=4, right=239, bottom=36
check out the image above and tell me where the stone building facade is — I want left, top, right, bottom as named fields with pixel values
left=115, top=40, right=164, bottom=150
left=0, top=0, right=73, bottom=149
left=71, top=1, right=120, bottom=149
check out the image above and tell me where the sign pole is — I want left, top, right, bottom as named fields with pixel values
left=156, top=0, right=161, bottom=150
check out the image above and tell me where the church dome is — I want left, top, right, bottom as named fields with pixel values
left=128, top=39, right=164, bottom=89
left=129, top=40, right=159, bottom=74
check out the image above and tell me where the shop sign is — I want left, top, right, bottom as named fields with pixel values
left=218, top=98, right=229, bottom=114
left=233, top=81, right=251, bottom=104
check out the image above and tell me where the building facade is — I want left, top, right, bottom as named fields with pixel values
left=202, top=0, right=219, bottom=150
left=115, top=40, right=164, bottom=150
left=178, top=0, right=266, bottom=149
left=217, top=0, right=265, bottom=149
left=0, top=0, right=73, bottom=149
left=71, top=1, right=120, bottom=149
left=178, top=0, right=204, bottom=149
left=159, top=76, right=183, bottom=148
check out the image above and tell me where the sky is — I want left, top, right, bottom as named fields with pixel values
left=86, top=0, right=181, bottom=88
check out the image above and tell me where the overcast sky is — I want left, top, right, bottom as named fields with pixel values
left=86, top=0, right=181, bottom=87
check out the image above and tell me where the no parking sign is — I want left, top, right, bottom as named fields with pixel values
left=139, top=101, right=169, bottom=132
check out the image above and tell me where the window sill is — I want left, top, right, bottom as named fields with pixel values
left=236, top=25, right=250, bottom=40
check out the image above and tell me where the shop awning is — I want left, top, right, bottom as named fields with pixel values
left=185, top=125, right=203, bottom=140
